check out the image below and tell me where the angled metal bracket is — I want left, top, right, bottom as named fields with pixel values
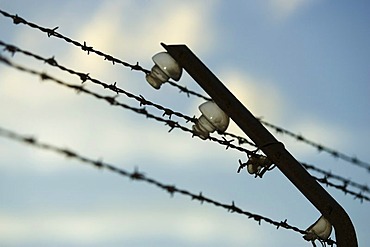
left=162, top=43, right=357, bottom=247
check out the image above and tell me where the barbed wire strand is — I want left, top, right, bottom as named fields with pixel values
left=301, top=162, right=369, bottom=194
left=0, top=9, right=209, bottom=102
left=0, top=40, right=195, bottom=122
left=1, top=46, right=369, bottom=202
left=1, top=9, right=368, bottom=173
left=259, top=120, right=370, bottom=172
left=0, top=39, right=256, bottom=149
left=1, top=54, right=368, bottom=204
left=1, top=40, right=368, bottom=198
left=312, top=175, right=370, bottom=204
left=0, top=54, right=256, bottom=157
left=0, top=126, right=337, bottom=246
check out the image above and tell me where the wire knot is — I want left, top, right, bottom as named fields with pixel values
left=166, top=120, right=178, bottom=132
left=12, top=14, right=25, bottom=24
left=46, top=26, right=59, bottom=37
left=164, top=185, right=176, bottom=197
left=130, top=168, right=144, bottom=180
left=81, top=41, right=93, bottom=55
left=191, top=192, right=205, bottom=204
left=78, top=73, right=90, bottom=83
left=3, top=44, right=17, bottom=56
left=44, top=56, right=58, bottom=66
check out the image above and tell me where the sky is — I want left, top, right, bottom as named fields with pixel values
left=0, top=0, right=369, bottom=246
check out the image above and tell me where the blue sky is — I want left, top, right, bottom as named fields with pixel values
left=0, top=1, right=369, bottom=246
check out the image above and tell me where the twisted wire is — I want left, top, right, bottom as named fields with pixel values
left=302, top=162, right=369, bottom=196
left=260, top=120, right=370, bottom=172
left=0, top=40, right=195, bottom=122
left=1, top=53, right=368, bottom=203
left=0, top=9, right=209, bottom=101
left=0, top=125, right=338, bottom=246
left=0, top=39, right=257, bottom=148
left=0, top=10, right=149, bottom=73
left=1, top=41, right=368, bottom=200
left=1, top=9, right=367, bottom=173
left=0, top=54, right=255, bottom=157
left=312, top=175, right=370, bottom=203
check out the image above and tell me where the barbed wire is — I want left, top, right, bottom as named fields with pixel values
left=0, top=9, right=311, bottom=151
left=0, top=126, right=337, bottom=246
left=0, top=40, right=197, bottom=124
left=1, top=54, right=368, bottom=204
left=2, top=40, right=369, bottom=201
left=1, top=40, right=369, bottom=201
left=302, top=162, right=369, bottom=196
left=312, top=175, right=370, bottom=204
left=1, top=9, right=368, bottom=173
left=0, top=10, right=149, bottom=72
left=259, top=120, right=370, bottom=172
left=0, top=38, right=258, bottom=149
left=0, top=39, right=257, bottom=147
left=238, top=157, right=370, bottom=203
left=0, top=54, right=256, bottom=158
left=1, top=10, right=369, bottom=202
left=0, top=9, right=209, bottom=102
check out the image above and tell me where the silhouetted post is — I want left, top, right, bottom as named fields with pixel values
left=162, top=43, right=357, bottom=247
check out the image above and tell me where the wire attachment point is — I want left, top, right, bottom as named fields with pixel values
left=238, top=152, right=275, bottom=178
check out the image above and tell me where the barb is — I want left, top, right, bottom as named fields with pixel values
left=0, top=54, right=255, bottom=157
left=0, top=125, right=337, bottom=246
left=166, top=80, right=211, bottom=101
left=1, top=49, right=368, bottom=203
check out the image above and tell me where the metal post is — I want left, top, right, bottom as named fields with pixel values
left=162, top=43, right=357, bottom=247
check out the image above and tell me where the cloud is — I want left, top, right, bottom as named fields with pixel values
left=216, top=68, right=286, bottom=136
left=266, top=0, right=313, bottom=20
left=63, top=0, right=220, bottom=75
left=206, top=67, right=352, bottom=162
left=0, top=204, right=260, bottom=246
left=0, top=0, right=226, bottom=174
left=277, top=114, right=353, bottom=159
left=0, top=64, right=225, bottom=174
